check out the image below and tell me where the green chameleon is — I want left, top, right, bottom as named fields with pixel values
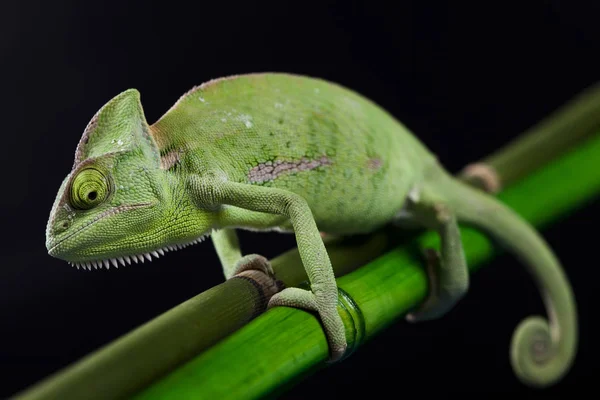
left=45, top=72, right=577, bottom=388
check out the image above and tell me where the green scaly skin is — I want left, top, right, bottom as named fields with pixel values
left=46, top=72, right=577, bottom=388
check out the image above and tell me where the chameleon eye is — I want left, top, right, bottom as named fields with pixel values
left=70, top=167, right=110, bottom=210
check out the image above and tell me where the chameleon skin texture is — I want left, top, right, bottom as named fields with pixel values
left=46, top=72, right=577, bottom=388
left=152, top=73, right=436, bottom=233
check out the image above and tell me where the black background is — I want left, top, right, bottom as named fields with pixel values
left=1, top=0, right=599, bottom=397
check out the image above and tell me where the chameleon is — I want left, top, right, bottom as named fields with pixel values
left=45, top=72, right=577, bottom=388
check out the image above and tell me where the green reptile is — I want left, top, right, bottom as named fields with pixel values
left=45, top=72, right=577, bottom=388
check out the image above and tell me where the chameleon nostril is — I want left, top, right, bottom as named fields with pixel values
left=57, top=220, right=71, bottom=233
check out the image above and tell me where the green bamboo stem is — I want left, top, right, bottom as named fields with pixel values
left=133, top=132, right=600, bottom=400
left=14, top=234, right=391, bottom=400
left=14, top=82, right=600, bottom=400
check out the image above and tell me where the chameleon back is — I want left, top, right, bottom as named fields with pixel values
left=152, top=73, right=437, bottom=234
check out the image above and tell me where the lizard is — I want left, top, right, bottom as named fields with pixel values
left=45, top=72, right=577, bottom=388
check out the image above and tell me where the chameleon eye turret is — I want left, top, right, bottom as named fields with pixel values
left=69, top=166, right=111, bottom=210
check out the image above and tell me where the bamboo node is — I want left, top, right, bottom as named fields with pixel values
left=234, top=270, right=285, bottom=316
left=459, top=162, right=502, bottom=194
left=335, top=287, right=367, bottom=362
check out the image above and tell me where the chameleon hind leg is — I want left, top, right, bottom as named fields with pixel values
left=396, top=190, right=470, bottom=322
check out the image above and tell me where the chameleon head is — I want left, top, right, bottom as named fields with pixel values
left=45, top=89, right=215, bottom=270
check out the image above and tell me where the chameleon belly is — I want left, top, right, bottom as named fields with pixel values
left=152, top=73, right=437, bottom=234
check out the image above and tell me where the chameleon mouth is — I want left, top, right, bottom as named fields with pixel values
left=47, top=203, right=153, bottom=254
left=66, top=232, right=213, bottom=271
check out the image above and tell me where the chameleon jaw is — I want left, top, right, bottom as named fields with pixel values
left=67, top=233, right=211, bottom=271
left=47, top=202, right=154, bottom=256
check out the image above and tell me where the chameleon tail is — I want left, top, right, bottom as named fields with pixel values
left=441, top=173, right=578, bottom=388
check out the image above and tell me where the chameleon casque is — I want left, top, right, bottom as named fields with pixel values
left=45, top=72, right=577, bottom=388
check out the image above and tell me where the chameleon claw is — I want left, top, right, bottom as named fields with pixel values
left=406, top=248, right=443, bottom=322
left=268, top=283, right=364, bottom=364
left=230, top=254, right=275, bottom=279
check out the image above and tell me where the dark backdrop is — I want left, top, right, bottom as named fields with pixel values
left=1, top=0, right=599, bottom=397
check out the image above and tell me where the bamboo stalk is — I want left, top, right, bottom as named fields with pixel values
left=459, top=81, right=600, bottom=189
left=133, top=132, right=600, bottom=400
left=14, top=82, right=600, bottom=400
left=14, top=233, right=392, bottom=400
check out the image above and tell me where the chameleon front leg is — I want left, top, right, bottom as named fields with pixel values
left=192, top=177, right=347, bottom=361
left=211, top=228, right=274, bottom=279
left=397, top=194, right=470, bottom=322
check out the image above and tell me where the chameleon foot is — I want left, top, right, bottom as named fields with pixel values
left=268, top=286, right=347, bottom=362
left=405, top=248, right=452, bottom=322
left=229, top=254, right=283, bottom=315
left=406, top=202, right=469, bottom=322
left=229, top=254, right=275, bottom=279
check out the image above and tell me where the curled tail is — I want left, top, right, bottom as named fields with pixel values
left=441, top=173, right=578, bottom=388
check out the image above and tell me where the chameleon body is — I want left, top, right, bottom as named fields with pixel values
left=45, top=73, right=577, bottom=388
